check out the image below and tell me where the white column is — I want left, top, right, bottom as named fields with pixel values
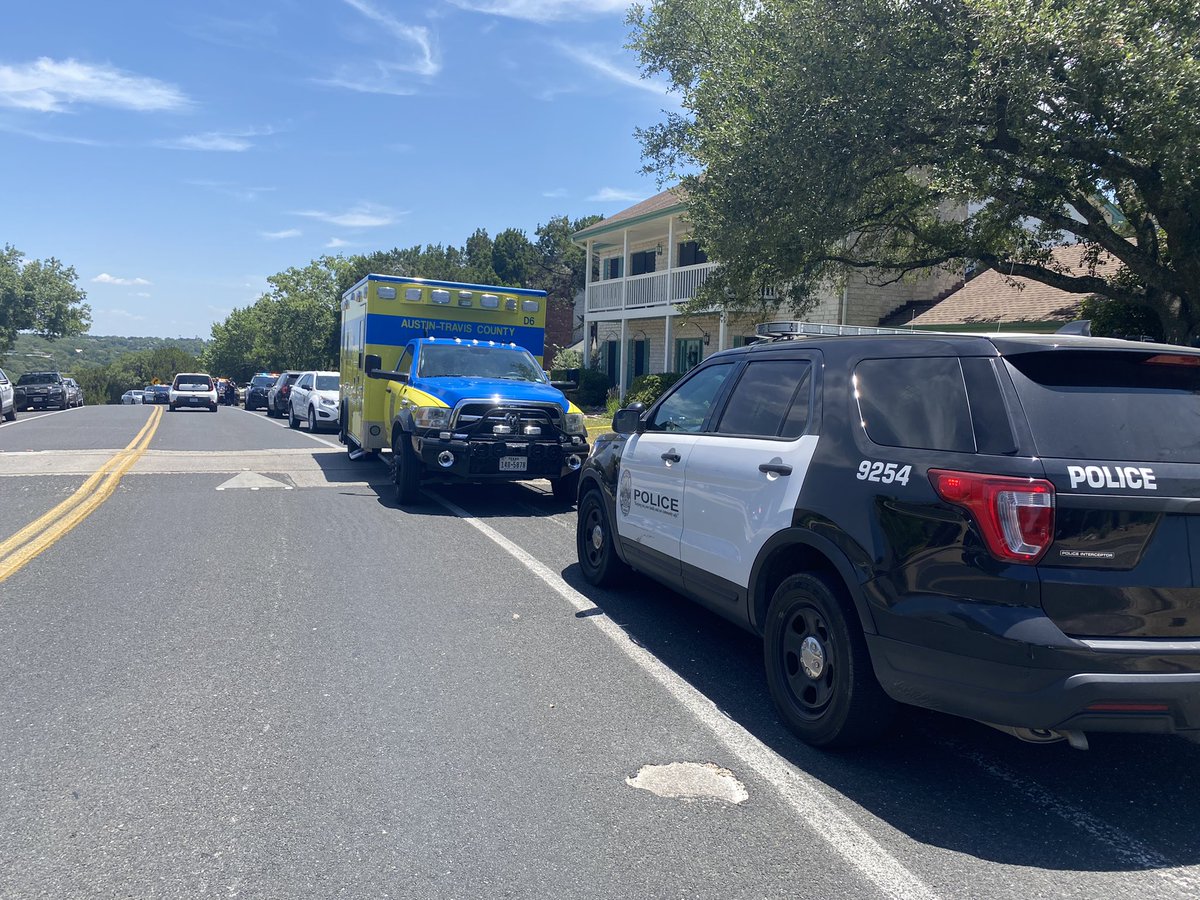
left=618, top=318, right=629, bottom=399
left=718, top=311, right=728, bottom=351
left=583, top=239, right=594, bottom=370
left=663, top=313, right=673, bottom=372
left=621, top=229, right=629, bottom=312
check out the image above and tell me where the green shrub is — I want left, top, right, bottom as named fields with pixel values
left=551, top=347, right=582, bottom=370
left=569, top=368, right=612, bottom=408
left=605, top=387, right=622, bottom=418
left=625, top=372, right=684, bottom=407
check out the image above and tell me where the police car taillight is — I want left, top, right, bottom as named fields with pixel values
left=929, top=470, right=1055, bottom=564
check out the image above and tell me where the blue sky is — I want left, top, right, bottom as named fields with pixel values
left=0, top=0, right=674, bottom=339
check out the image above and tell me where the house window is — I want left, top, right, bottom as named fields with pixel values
left=678, top=240, right=708, bottom=267
left=604, top=257, right=623, bottom=280
left=630, top=250, right=657, bottom=276
left=626, top=339, right=649, bottom=384
left=675, top=338, right=704, bottom=373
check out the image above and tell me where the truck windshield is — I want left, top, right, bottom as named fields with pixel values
left=418, top=345, right=546, bottom=382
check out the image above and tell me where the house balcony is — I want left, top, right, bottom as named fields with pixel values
left=584, top=262, right=719, bottom=316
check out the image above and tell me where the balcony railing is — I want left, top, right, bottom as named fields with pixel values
left=585, top=262, right=718, bottom=314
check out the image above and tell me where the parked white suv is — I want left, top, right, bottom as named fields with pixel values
left=0, top=367, right=14, bottom=422
left=169, top=373, right=218, bottom=412
left=289, top=370, right=340, bottom=432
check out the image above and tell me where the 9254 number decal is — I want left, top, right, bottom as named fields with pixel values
left=857, top=459, right=912, bottom=486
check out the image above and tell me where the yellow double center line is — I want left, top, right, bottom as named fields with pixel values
left=0, top=406, right=164, bottom=584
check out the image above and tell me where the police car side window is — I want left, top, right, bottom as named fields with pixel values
left=855, top=357, right=975, bottom=452
left=716, top=360, right=812, bottom=438
left=648, top=363, right=733, bottom=433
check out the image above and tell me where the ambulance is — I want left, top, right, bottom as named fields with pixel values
left=339, top=274, right=589, bottom=503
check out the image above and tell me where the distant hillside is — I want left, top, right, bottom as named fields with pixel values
left=0, top=333, right=208, bottom=379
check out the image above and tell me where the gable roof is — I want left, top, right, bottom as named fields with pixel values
left=572, top=187, right=689, bottom=241
left=909, top=244, right=1118, bottom=326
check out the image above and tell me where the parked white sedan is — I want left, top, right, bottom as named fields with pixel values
left=288, top=370, right=340, bottom=432
left=121, top=390, right=144, bottom=405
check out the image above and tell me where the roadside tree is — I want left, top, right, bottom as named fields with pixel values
left=0, top=245, right=91, bottom=354
left=630, top=0, right=1200, bottom=341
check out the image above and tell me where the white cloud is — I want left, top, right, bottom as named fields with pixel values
left=106, top=308, right=146, bottom=321
left=555, top=43, right=670, bottom=96
left=0, top=121, right=107, bottom=145
left=542, top=188, right=568, bottom=198
left=447, top=0, right=629, bottom=22
left=340, top=0, right=439, bottom=76
left=0, top=58, right=189, bottom=113
left=314, top=65, right=419, bottom=98
left=588, top=187, right=646, bottom=203
left=160, top=132, right=252, bottom=152
left=134, top=292, right=151, bottom=298
left=293, top=203, right=400, bottom=228
left=188, top=180, right=276, bottom=202
left=261, top=228, right=302, bottom=240
left=93, top=273, right=152, bottom=286
left=326, top=238, right=350, bottom=248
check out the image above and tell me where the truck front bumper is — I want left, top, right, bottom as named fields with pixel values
left=413, top=433, right=589, bottom=481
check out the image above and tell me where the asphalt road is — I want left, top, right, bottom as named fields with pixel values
left=3, top=404, right=1200, bottom=899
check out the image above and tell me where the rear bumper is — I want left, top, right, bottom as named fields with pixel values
left=868, top=633, right=1200, bottom=735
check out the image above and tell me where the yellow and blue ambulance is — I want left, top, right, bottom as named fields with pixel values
left=339, top=274, right=589, bottom=503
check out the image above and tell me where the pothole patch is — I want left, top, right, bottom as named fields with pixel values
left=625, top=762, right=748, bottom=804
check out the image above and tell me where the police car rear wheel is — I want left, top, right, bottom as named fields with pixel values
left=577, top=490, right=626, bottom=586
left=764, top=572, right=893, bottom=748
left=391, top=431, right=421, bottom=504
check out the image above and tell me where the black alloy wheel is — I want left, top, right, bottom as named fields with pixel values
left=390, top=430, right=421, bottom=504
left=308, top=407, right=317, bottom=432
left=576, top=489, right=627, bottom=586
left=763, top=572, right=894, bottom=749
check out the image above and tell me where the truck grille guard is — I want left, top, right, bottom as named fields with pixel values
left=450, top=400, right=566, bottom=439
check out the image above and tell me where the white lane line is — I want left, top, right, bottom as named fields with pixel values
left=0, top=408, right=77, bottom=429
left=237, top=407, right=342, bottom=449
left=950, top=741, right=1200, bottom=894
left=434, top=493, right=938, bottom=900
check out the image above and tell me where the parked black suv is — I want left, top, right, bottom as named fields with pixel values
left=13, top=372, right=69, bottom=410
left=577, top=322, right=1200, bottom=750
left=265, top=371, right=302, bottom=418
left=244, top=374, right=276, bottom=411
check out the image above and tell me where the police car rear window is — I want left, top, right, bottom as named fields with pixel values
left=855, top=357, right=975, bottom=452
left=1005, top=350, right=1200, bottom=463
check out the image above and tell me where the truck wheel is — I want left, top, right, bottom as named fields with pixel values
left=288, top=405, right=299, bottom=429
left=577, top=489, right=628, bottom=586
left=551, top=470, right=580, bottom=505
left=391, top=430, right=422, bottom=504
left=763, top=572, right=894, bottom=749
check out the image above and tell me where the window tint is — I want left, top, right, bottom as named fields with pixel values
left=716, top=360, right=812, bottom=438
left=855, top=357, right=975, bottom=452
left=1006, top=350, right=1200, bottom=462
left=648, top=363, right=733, bottom=433
left=298, top=374, right=313, bottom=389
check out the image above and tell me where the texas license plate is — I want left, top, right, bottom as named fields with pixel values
left=499, top=456, right=527, bottom=472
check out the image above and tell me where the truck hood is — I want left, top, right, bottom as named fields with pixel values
left=412, top=376, right=571, bottom=411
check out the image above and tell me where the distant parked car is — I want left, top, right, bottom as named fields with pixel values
left=63, top=378, right=84, bottom=408
left=244, top=373, right=276, bottom=411
left=121, top=390, right=144, bottom=405
left=147, top=385, right=170, bottom=404
left=0, top=367, right=15, bottom=421
left=266, top=371, right=302, bottom=418
left=288, top=370, right=340, bottom=431
left=169, top=373, right=218, bottom=412
left=14, top=372, right=69, bottom=410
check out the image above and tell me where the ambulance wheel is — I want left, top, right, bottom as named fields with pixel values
left=551, top=470, right=579, bottom=505
left=763, top=572, right=894, bottom=749
left=391, top=430, right=422, bottom=504
left=577, top=489, right=627, bottom=587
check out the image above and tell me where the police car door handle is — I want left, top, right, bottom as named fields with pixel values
left=759, top=462, right=792, bottom=476
left=661, top=450, right=681, bottom=463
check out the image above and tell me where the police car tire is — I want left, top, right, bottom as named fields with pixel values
left=391, top=431, right=422, bottom=504
left=763, top=572, right=894, bottom=749
left=576, top=489, right=627, bottom=586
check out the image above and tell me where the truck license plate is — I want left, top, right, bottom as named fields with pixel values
left=499, top=456, right=527, bottom=472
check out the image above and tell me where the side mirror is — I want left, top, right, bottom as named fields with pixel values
left=364, top=354, right=382, bottom=372
left=613, top=406, right=644, bottom=435
left=549, top=380, right=577, bottom=390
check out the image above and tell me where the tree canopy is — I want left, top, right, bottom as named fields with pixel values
left=0, top=245, right=91, bottom=354
left=630, top=0, right=1200, bottom=341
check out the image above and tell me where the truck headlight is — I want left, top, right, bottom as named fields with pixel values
left=412, top=407, right=451, bottom=429
left=563, top=413, right=586, bottom=436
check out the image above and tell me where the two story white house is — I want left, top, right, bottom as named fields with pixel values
left=573, top=188, right=961, bottom=397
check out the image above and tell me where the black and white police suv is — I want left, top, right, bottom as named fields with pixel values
left=576, top=321, right=1200, bottom=750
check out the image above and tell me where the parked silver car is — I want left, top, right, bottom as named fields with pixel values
left=0, top=367, right=15, bottom=421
